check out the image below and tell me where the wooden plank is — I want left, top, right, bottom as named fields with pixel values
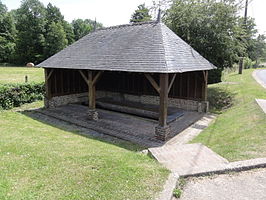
left=92, top=71, right=103, bottom=85
left=159, top=73, right=169, bottom=127
left=144, top=73, right=160, bottom=94
left=168, top=73, right=177, bottom=94
left=88, top=71, right=96, bottom=109
left=79, top=70, right=88, bottom=84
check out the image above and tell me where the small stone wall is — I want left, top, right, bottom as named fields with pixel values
left=97, top=91, right=209, bottom=112
left=45, top=93, right=88, bottom=108
left=45, top=91, right=209, bottom=112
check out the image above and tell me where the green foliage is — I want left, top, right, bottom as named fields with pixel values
left=192, top=69, right=266, bottom=161
left=72, top=19, right=102, bottom=41
left=130, top=4, right=152, bottom=23
left=0, top=82, right=44, bottom=109
left=173, top=189, right=182, bottom=198
left=165, top=0, right=246, bottom=83
left=44, top=22, right=67, bottom=58
left=15, top=0, right=47, bottom=64
left=45, top=3, right=75, bottom=46
left=208, top=86, right=234, bottom=113
left=0, top=2, right=16, bottom=62
left=173, top=178, right=186, bottom=198
left=243, top=57, right=255, bottom=69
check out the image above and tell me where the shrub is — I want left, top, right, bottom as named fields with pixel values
left=208, top=87, right=235, bottom=113
left=0, top=82, right=45, bottom=110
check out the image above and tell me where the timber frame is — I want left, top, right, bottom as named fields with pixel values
left=79, top=70, right=103, bottom=110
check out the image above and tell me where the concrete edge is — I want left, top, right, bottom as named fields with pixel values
left=180, top=157, right=266, bottom=178
left=252, top=70, right=266, bottom=89
left=155, top=173, right=179, bottom=200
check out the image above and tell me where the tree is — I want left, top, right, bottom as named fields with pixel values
left=45, top=3, right=74, bottom=45
left=15, top=0, right=46, bottom=64
left=44, top=22, right=67, bottom=58
left=165, top=0, right=245, bottom=83
left=72, top=19, right=102, bottom=41
left=0, top=1, right=16, bottom=63
left=130, top=4, right=152, bottom=23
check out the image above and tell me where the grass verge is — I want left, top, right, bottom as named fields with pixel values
left=0, top=66, right=44, bottom=84
left=192, top=69, right=266, bottom=161
left=0, top=101, right=168, bottom=200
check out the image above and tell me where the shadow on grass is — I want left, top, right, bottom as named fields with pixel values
left=208, top=87, right=235, bottom=114
left=20, top=109, right=144, bottom=152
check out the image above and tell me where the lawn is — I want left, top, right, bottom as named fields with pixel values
left=0, top=66, right=44, bottom=84
left=192, top=69, right=266, bottom=161
left=0, top=101, right=169, bottom=200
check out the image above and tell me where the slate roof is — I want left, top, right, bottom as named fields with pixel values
left=38, top=21, right=216, bottom=73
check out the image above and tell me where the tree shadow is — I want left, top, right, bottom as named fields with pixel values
left=20, top=109, right=144, bottom=152
left=208, top=87, right=235, bottom=114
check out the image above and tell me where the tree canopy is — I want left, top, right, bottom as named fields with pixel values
left=0, top=0, right=103, bottom=65
left=164, top=0, right=265, bottom=82
left=130, top=4, right=152, bottom=23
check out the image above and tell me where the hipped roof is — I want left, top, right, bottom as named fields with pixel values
left=38, top=21, right=216, bottom=73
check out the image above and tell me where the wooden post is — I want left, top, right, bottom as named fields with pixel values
left=239, top=57, right=243, bottom=74
left=79, top=70, right=102, bottom=120
left=88, top=71, right=95, bottom=109
left=202, top=71, right=208, bottom=101
left=159, top=73, right=169, bottom=127
left=44, top=68, right=54, bottom=108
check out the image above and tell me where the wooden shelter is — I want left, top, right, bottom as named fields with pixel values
left=38, top=20, right=215, bottom=141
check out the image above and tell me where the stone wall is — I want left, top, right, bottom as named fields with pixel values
left=44, top=93, right=88, bottom=108
left=96, top=91, right=209, bottom=112
left=45, top=90, right=209, bottom=112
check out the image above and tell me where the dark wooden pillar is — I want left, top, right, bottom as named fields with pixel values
left=159, top=73, right=169, bottom=127
left=202, top=70, right=208, bottom=101
left=155, top=73, right=170, bottom=141
left=88, top=71, right=96, bottom=109
left=79, top=70, right=102, bottom=120
left=44, top=68, right=54, bottom=108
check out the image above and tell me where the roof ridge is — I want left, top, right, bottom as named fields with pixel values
left=158, top=23, right=168, bottom=70
left=94, top=20, right=159, bottom=32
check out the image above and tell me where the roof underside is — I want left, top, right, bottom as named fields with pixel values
left=38, top=21, right=216, bottom=73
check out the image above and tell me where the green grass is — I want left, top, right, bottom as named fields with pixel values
left=0, top=66, right=44, bottom=84
left=0, top=101, right=168, bottom=200
left=192, top=69, right=266, bottom=161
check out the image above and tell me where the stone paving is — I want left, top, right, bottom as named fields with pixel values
left=149, top=143, right=228, bottom=176
left=35, top=103, right=204, bottom=148
left=256, top=99, right=266, bottom=114
left=179, top=168, right=266, bottom=200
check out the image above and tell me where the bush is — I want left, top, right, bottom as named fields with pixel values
left=208, top=87, right=234, bottom=113
left=0, top=82, right=45, bottom=110
left=244, top=57, right=255, bottom=69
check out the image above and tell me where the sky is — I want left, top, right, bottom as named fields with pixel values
left=2, top=0, right=266, bottom=34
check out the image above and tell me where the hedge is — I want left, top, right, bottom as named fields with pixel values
left=0, top=82, right=45, bottom=110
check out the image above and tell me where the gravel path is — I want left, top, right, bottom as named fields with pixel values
left=179, top=168, right=266, bottom=200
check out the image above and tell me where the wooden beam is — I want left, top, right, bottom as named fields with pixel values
left=203, top=71, right=208, bottom=101
left=44, top=68, right=52, bottom=100
left=92, top=71, right=103, bottom=85
left=79, top=70, right=88, bottom=84
left=168, top=74, right=177, bottom=94
left=87, top=71, right=95, bottom=109
left=159, top=73, right=169, bottom=127
left=144, top=74, right=160, bottom=94
left=46, top=69, right=54, bottom=81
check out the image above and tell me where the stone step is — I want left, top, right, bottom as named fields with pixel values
left=149, top=143, right=229, bottom=176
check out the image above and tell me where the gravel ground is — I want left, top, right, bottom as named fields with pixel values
left=178, top=168, right=266, bottom=200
